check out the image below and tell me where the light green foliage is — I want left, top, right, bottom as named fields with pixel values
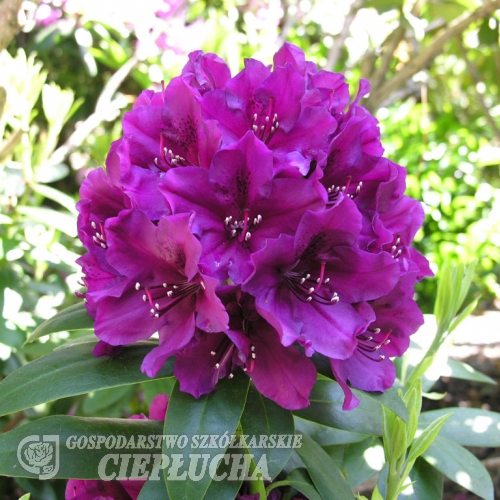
left=0, top=50, right=83, bottom=373
left=405, top=261, right=478, bottom=386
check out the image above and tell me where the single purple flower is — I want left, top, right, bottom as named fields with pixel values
left=331, top=275, right=425, bottom=410
left=199, top=55, right=337, bottom=175
left=174, top=288, right=316, bottom=410
left=243, top=197, right=400, bottom=360
left=122, top=77, right=221, bottom=173
left=91, top=210, right=228, bottom=377
left=161, top=131, right=325, bottom=283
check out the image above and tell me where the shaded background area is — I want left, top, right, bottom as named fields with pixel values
left=1, top=0, right=499, bottom=498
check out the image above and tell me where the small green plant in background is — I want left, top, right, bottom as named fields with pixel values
left=0, top=49, right=84, bottom=373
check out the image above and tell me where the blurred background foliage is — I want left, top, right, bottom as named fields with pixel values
left=0, top=0, right=498, bottom=361
left=1, top=0, right=499, bottom=497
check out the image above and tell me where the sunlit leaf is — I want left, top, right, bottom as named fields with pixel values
left=423, top=436, right=494, bottom=500
left=26, top=302, right=94, bottom=344
left=419, top=408, right=500, bottom=447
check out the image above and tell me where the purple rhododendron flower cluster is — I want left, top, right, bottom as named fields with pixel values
left=77, top=43, right=431, bottom=411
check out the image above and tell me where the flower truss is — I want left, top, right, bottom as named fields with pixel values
left=77, top=43, right=431, bottom=411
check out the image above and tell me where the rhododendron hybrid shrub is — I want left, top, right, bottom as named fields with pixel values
left=77, top=42, right=431, bottom=411
left=2, top=42, right=498, bottom=500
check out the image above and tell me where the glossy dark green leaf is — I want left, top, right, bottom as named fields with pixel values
left=295, top=433, right=354, bottom=500
left=340, top=437, right=384, bottom=487
left=269, top=468, right=322, bottom=500
left=83, top=385, right=134, bottom=415
left=201, top=453, right=245, bottom=500
left=26, top=302, right=94, bottom=343
left=293, top=379, right=383, bottom=436
left=295, top=417, right=371, bottom=445
left=405, top=457, right=443, bottom=500
left=163, top=374, right=250, bottom=500
left=0, top=415, right=163, bottom=479
left=137, top=472, right=170, bottom=500
left=422, top=436, right=494, bottom=500
left=359, top=386, right=408, bottom=423
left=0, top=341, right=174, bottom=417
left=240, top=384, right=294, bottom=480
left=419, top=408, right=500, bottom=447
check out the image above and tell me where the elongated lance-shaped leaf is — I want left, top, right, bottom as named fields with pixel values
left=407, top=261, right=477, bottom=386
left=267, top=468, right=322, bottom=500
left=0, top=415, right=163, bottom=479
left=405, top=412, right=453, bottom=469
left=382, top=404, right=407, bottom=468
left=0, top=341, right=174, bottom=417
left=240, top=384, right=294, bottom=480
left=443, top=358, right=496, bottom=385
left=25, top=302, right=94, bottom=344
left=294, top=379, right=406, bottom=437
left=163, top=374, right=250, bottom=500
left=295, top=432, right=354, bottom=500
left=419, top=407, right=500, bottom=447
left=423, top=435, right=494, bottom=500
left=403, top=378, right=422, bottom=446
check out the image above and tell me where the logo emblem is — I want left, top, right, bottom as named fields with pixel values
left=17, top=435, right=59, bottom=480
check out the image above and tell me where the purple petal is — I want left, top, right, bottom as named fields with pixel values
left=182, top=50, right=232, bottom=93
left=105, top=210, right=201, bottom=282
left=247, top=319, right=317, bottom=410
left=210, top=131, right=273, bottom=207
left=254, top=63, right=305, bottom=134
left=273, top=42, right=306, bottom=74
left=294, top=198, right=362, bottom=257
left=149, top=393, right=169, bottom=421
left=161, top=77, right=222, bottom=168
left=174, top=331, right=230, bottom=398
left=320, top=246, right=400, bottom=302
left=95, top=287, right=161, bottom=344
left=331, top=350, right=396, bottom=394
left=65, top=479, right=131, bottom=500
left=195, top=274, right=231, bottom=333
left=122, top=91, right=164, bottom=170
left=330, top=363, right=360, bottom=411
left=268, top=106, right=338, bottom=174
left=141, top=306, right=196, bottom=377
left=93, top=340, right=124, bottom=357
left=309, top=70, right=350, bottom=115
